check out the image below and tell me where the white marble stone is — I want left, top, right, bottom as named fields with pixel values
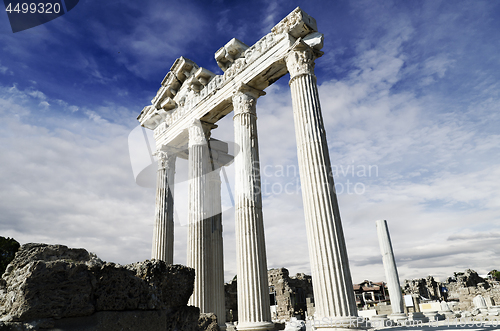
left=473, top=294, right=487, bottom=309
left=232, top=84, right=273, bottom=331
left=285, top=39, right=360, bottom=331
left=151, top=149, right=176, bottom=264
left=187, top=120, right=213, bottom=313
left=207, top=145, right=229, bottom=329
left=375, top=220, right=405, bottom=318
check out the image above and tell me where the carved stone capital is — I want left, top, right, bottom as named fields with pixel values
left=155, top=149, right=176, bottom=170
left=188, top=119, right=215, bottom=147
left=285, top=42, right=316, bottom=81
left=232, top=84, right=266, bottom=117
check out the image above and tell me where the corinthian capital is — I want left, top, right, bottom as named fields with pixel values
left=188, top=119, right=215, bottom=147
left=155, top=149, right=176, bottom=170
left=285, top=42, right=316, bottom=81
left=232, top=83, right=266, bottom=117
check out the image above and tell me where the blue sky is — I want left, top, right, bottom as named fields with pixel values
left=1, top=0, right=499, bottom=283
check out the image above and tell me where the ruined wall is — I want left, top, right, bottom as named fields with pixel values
left=267, top=268, right=314, bottom=322
left=402, top=276, right=443, bottom=301
left=0, top=243, right=219, bottom=331
left=445, top=270, right=500, bottom=311
left=224, top=278, right=238, bottom=323
left=402, top=269, right=500, bottom=312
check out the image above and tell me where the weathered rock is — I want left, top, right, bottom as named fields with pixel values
left=167, top=306, right=202, bottom=331
left=198, top=313, right=220, bottom=331
left=127, top=259, right=194, bottom=308
left=0, top=243, right=195, bottom=323
left=0, top=308, right=201, bottom=331
left=0, top=308, right=221, bottom=331
left=0, top=244, right=98, bottom=321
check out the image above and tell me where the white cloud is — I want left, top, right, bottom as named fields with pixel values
left=1, top=1, right=499, bottom=286
left=0, top=64, right=8, bottom=75
left=87, top=2, right=208, bottom=79
left=26, top=88, right=47, bottom=100
left=0, top=85, right=153, bottom=265
left=39, top=101, right=50, bottom=108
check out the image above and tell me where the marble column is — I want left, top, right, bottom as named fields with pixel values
left=376, top=220, right=406, bottom=320
left=187, top=120, right=213, bottom=313
left=207, top=157, right=226, bottom=329
left=232, top=84, right=273, bottom=331
left=151, top=149, right=176, bottom=264
left=285, top=41, right=360, bottom=329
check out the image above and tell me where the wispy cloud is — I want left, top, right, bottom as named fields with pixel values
left=1, top=0, right=499, bottom=284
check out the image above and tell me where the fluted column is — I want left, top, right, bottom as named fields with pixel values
left=376, top=220, right=405, bottom=319
left=207, top=159, right=226, bottom=329
left=187, top=120, right=213, bottom=313
left=232, top=84, right=273, bottom=331
left=285, top=41, right=360, bottom=329
left=151, top=149, right=176, bottom=264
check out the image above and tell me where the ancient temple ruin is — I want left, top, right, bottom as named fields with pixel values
left=138, top=7, right=360, bottom=331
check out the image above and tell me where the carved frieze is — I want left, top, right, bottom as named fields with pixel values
left=271, top=7, right=317, bottom=38
left=139, top=7, right=322, bottom=144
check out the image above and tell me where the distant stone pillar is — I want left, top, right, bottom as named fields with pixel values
left=285, top=41, right=360, bottom=329
left=187, top=120, right=212, bottom=313
left=376, top=220, right=405, bottom=320
left=232, top=84, right=273, bottom=331
left=207, top=157, right=226, bottom=329
left=151, top=149, right=176, bottom=264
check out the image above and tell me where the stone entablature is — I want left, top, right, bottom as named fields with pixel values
left=137, top=7, right=322, bottom=154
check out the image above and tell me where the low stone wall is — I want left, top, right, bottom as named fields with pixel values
left=0, top=243, right=219, bottom=331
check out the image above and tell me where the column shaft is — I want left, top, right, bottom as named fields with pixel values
left=233, top=85, right=273, bottom=331
left=187, top=121, right=212, bottom=313
left=376, top=220, right=404, bottom=315
left=208, top=164, right=226, bottom=328
left=286, top=43, right=359, bottom=327
left=152, top=151, right=176, bottom=264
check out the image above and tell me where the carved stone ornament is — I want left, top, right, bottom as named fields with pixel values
left=285, top=42, right=316, bottom=81
left=188, top=120, right=212, bottom=147
left=155, top=150, right=175, bottom=170
left=272, top=8, right=303, bottom=35
left=271, top=7, right=318, bottom=38
left=232, top=84, right=266, bottom=116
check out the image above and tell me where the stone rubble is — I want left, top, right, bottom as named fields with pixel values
left=0, top=243, right=219, bottom=331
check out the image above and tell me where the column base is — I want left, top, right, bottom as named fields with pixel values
left=236, top=321, right=274, bottom=331
left=312, top=316, right=367, bottom=330
left=388, top=313, right=407, bottom=322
